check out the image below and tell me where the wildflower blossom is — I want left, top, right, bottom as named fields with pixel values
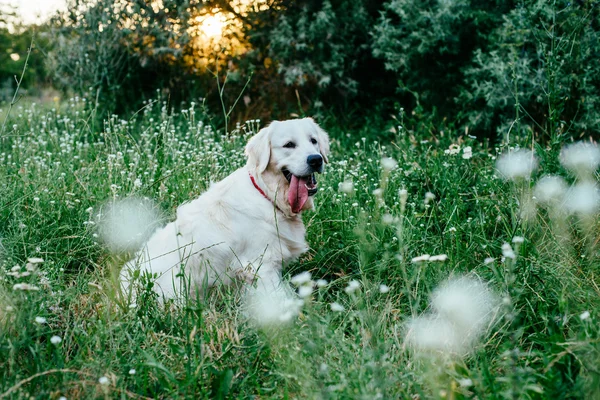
left=13, top=283, right=40, bottom=291
left=462, top=146, right=473, bottom=159
left=424, top=192, right=436, bottom=204
left=564, top=182, right=600, bottom=215
left=534, top=175, right=567, bottom=205
left=399, top=189, right=408, bottom=204
left=381, top=157, right=398, bottom=171
left=338, top=181, right=354, bottom=194
left=35, top=316, right=47, bottom=324
left=382, top=213, right=394, bottom=224
left=429, top=254, right=448, bottom=262
left=444, top=144, right=460, bottom=155
left=411, top=254, right=430, bottom=263
left=98, top=376, right=109, bottom=385
left=496, top=149, right=538, bottom=181
left=244, top=285, right=303, bottom=326
left=330, top=302, right=345, bottom=312
left=27, top=257, right=44, bottom=264
left=315, top=279, right=328, bottom=288
left=344, top=280, right=361, bottom=294
left=298, top=285, right=313, bottom=298
left=406, top=276, right=498, bottom=354
left=129, top=369, right=136, bottom=375
left=98, top=197, right=159, bottom=253
left=580, top=311, right=591, bottom=320
left=290, top=271, right=312, bottom=286
left=458, top=378, right=473, bottom=388
left=50, top=335, right=62, bottom=344
left=379, top=284, right=390, bottom=294
left=560, top=142, right=600, bottom=178
left=512, top=236, right=524, bottom=244
left=501, top=243, right=516, bottom=259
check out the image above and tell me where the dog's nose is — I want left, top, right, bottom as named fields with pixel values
left=307, top=154, right=323, bottom=171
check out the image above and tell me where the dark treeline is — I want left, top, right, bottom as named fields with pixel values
left=3, top=0, right=600, bottom=141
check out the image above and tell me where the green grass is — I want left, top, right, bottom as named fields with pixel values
left=0, top=97, right=599, bottom=399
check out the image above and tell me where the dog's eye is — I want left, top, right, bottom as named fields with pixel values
left=310, top=138, right=318, bottom=145
left=283, top=142, right=296, bottom=149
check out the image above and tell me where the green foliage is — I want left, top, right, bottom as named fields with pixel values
left=48, top=0, right=210, bottom=115
left=0, top=25, right=50, bottom=100
left=461, top=0, right=600, bottom=141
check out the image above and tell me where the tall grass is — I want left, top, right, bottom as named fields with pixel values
left=0, top=96, right=599, bottom=399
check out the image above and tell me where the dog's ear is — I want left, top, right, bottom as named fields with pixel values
left=310, top=118, right=330, bottom=164
left=245, top=124, right=273, bottom=173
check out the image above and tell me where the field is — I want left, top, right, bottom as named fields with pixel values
left=0, top=96, right=599, bottom=399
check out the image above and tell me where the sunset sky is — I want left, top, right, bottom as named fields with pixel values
left=1, top=0, right=67, bottom=25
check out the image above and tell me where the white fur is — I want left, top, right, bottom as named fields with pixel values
left=120, top=118, right=330, bottom=303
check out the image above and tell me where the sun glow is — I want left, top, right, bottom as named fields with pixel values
left=197, top=11, right=227, bottom=39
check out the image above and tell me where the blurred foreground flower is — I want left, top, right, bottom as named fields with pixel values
left=560, top=142, right=600, bottom=179
left=534, top=175, right=567, bottom=206
left=244, top=285, right=304, bottom=326
left=405, top=276, right=499, bottom=355
left=496, top=149, right=538, bottom=181
left=97, top=197, right=160, bottom=253
left=565, top=182, right=600, bottom=215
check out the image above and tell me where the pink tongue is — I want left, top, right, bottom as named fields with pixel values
left=288, top=175, right=309, bottom=213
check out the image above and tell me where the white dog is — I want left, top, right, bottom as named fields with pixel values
left=120, top=118, right=330, bottom=306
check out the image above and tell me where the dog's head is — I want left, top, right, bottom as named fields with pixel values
left=245, top=118, right=330, bottom=215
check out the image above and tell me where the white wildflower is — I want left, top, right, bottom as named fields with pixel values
left=13, top=283, right=40, bottom=291
left=330, top=302, right=345, bottom=312
left=98, top=376, right=109, bottom=385
left=496, top=149, right=538, bottom=181
left=484, top=257, right=495, bottom=265
left=448, top=227, right=457, bottom=233
left=501, top=243, right=516, bottom=259
left=431, top=277, right=498, bottom=335
left=424, top=192, right=436, bottom=204
left=129, top=369, right=136, bottom=375
left=429, top=254, right=448, bottom=262
left=560, top=142, right=600, bottom=178
left=133, top=178, right=142, bottom=188
left=445, top=144, right=460, bottom=155
left=512, top=236, right=524, bottom=244
left=580, top=311, right=591, bottom=320
left=381, top=157, right=397, bottom=172
left=399, top=189, right=408, bottom=204
left=315, top=279, right=328, bottom=288
left=458, top=378, right=473, bottom=388
left=534, top=175, right=568, bottom=205
left=98, top=197, right=159, bottom=253
left=382, top=213, right=394, bottom=224
left=379, top=284, right=390, bottom=294
left=298, top=285, right=313, bottom=298
left=462, top=146, right=473, bottom=159
left=411, top=254, right=431, bottom=263
left=244, top=285, right=303, bottom=326
left=406, top=315, right=465, bottom=353
left=338, top=181, right=354, bottom=194
left=50, top=335, right=62, bottom=345
left=35, top=316, right=47, bottom=324
left=27, top=257, right=44, bottom=264
left=344, top=280, right=361, bottom=294
left=290, top=271, right=312, bottom=286
left=564, top=182, right=600, bottom=215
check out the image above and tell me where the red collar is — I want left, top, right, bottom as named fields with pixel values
left=249, top=172, right=284, bottom=213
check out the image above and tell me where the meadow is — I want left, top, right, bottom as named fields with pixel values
left=0, top=95, right=599, bottom=399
